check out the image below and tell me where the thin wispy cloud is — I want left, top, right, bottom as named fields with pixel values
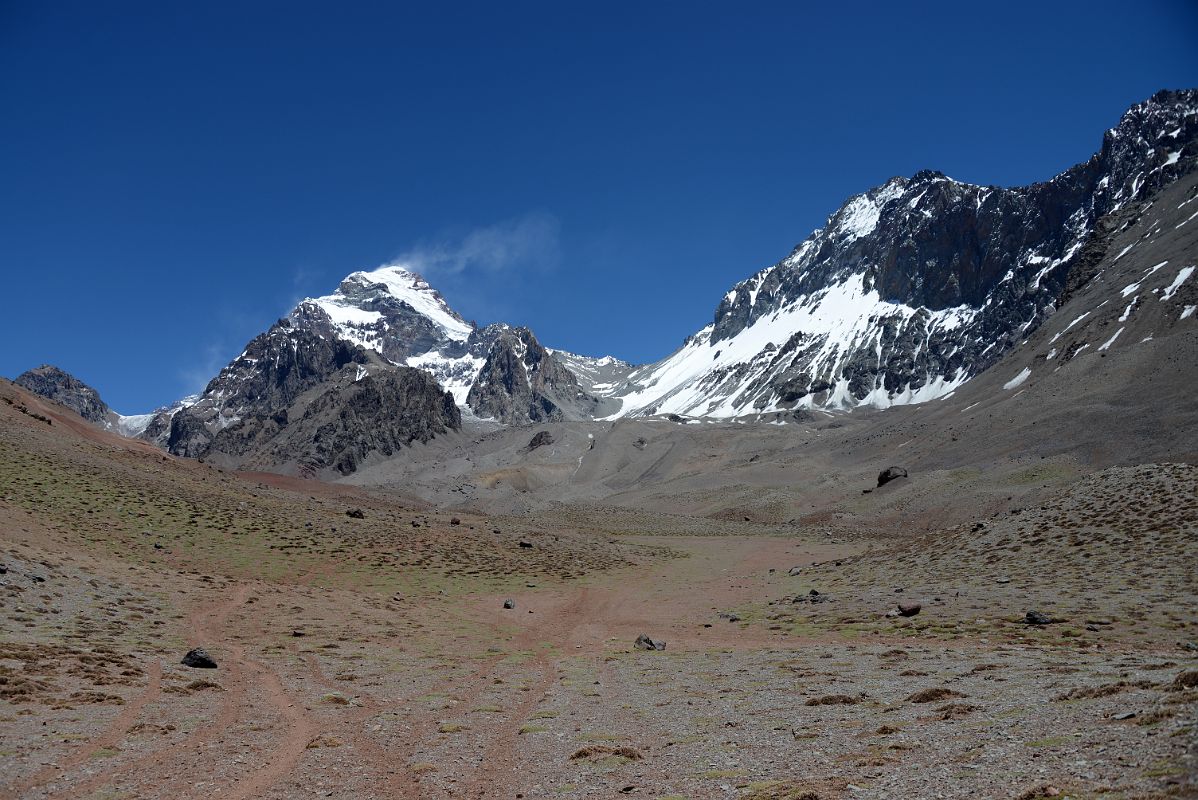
left=177, top=342, right=230, bottom=399
left=393, top=212, right=561, bottom=279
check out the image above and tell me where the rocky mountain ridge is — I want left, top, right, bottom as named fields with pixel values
left=12, top=90, right=1196, bottom=474
left=14, top=365, right=156, bottom=437
left=606, top=89, right=1197, bottom=417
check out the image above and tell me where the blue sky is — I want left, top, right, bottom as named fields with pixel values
left=2, top=1, right=1195, bottom=412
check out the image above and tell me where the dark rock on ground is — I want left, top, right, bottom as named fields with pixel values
left=345, top=508, right=365, bottom=519
left=877, top=466, right=908, bottom=487
left=897, top=602, right=922, bottom=617
left=503, top=599, right=515, bottom=610
left=181, top=648, right=218, bottom=669
left=525, top=431, right=555, bottom=451
left=634, top=634, right=666, bottom=651
left=1024, top=610, right=1056, bottom=626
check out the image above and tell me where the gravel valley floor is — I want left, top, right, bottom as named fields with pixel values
left=0, top=384, right=1195, bottom=800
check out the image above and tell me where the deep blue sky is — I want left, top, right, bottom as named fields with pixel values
left=2, top=2, right=1195, bottom=412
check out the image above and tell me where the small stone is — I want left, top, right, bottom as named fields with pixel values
left=181, top=648, right=218, bottom=669
left=996, top=577, right=1011, bottom=584
left=897, top=602, right=921, bottom=617
left=518, top=541, right=533, bottom=549
left=503, top=599, right=515, bottom=610
left=449, top=517, right=461, bottom=526
left=291, top=630, right=306, bottom=637
left=788, top=566, right=802, bottom=576
left=1112, top=711, right=1136, bottom=720
left=634, top=634, right=666, bottom=651
left=345, top=508, right=365, bottom=519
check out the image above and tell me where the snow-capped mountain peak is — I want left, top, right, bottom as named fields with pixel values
left=301, top=264, right=474, bottom=354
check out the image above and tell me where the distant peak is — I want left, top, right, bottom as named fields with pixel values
left=910, top=168, right=949, bottom=184
left=348, top=263, right=431, bottom=289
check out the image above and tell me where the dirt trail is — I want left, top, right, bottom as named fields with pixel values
left=468, top=535, right=857, bottom=654
left=33, top=584, right=319, bottom=800
left=450, top=535, right=859, bottom=799
left=3, top=659, right=163, bottom=798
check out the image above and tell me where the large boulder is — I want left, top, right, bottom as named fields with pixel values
left=181, top=648, right=218, bottom=669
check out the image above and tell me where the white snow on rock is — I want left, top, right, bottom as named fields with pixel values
left=1121, top=261, right=1169, bottom=298
left=1097, top=327, right=1125, bottom=351
left=830, top=180, right=905, bottom=243
left=605, top=272, right=975, bottom=418
left=308, top=265, right=473, bottom=345
left=114, top=412, right=156, bottom=437
left=1002, top=367, right=1031, bottom=390
left=405, top=350, right=485, bottom=405
left=1160, top=265, right=1195, bottom=301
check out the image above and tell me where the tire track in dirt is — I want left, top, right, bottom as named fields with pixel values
left=458, top=589, right=599, bottom=799
left=214, top=648, right=318, bottom=800
left=158, top=583, right=321, bottom=800
left=347, top=654, right=507, bottom=800
left=461, top=652, right=558, bottom=799
left=47, top=586, right=253, bottom=800
left=2, top=659, right=163, bottom=798
left=288, top=628, right=509, bottom=800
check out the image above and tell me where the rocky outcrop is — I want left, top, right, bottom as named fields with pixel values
left=466, top=327, right=604, bottom=424
left=14, top=365, right=109, bottom=424
left=210, top=366, right=461, bottom=476
left=160, top=320, right=369, bottom=456
left=153, top=316, right=460, bottom=474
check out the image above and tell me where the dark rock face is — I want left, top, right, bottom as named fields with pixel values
left=466, top=327, right=602, bottom=424
left=14, top=365, right=109, bottom=423
left=877, top=466, right=908, bottom=487
left=204, top=366, right=460, bottom=476
left=162, top=322, right=368, bottom=457
left=153, top=317, right=460, bottom=474
left=615, top=90, right=1198, bottom=416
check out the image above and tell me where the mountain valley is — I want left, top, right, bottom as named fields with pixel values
left=2, top=89, right=1196, bottom=800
